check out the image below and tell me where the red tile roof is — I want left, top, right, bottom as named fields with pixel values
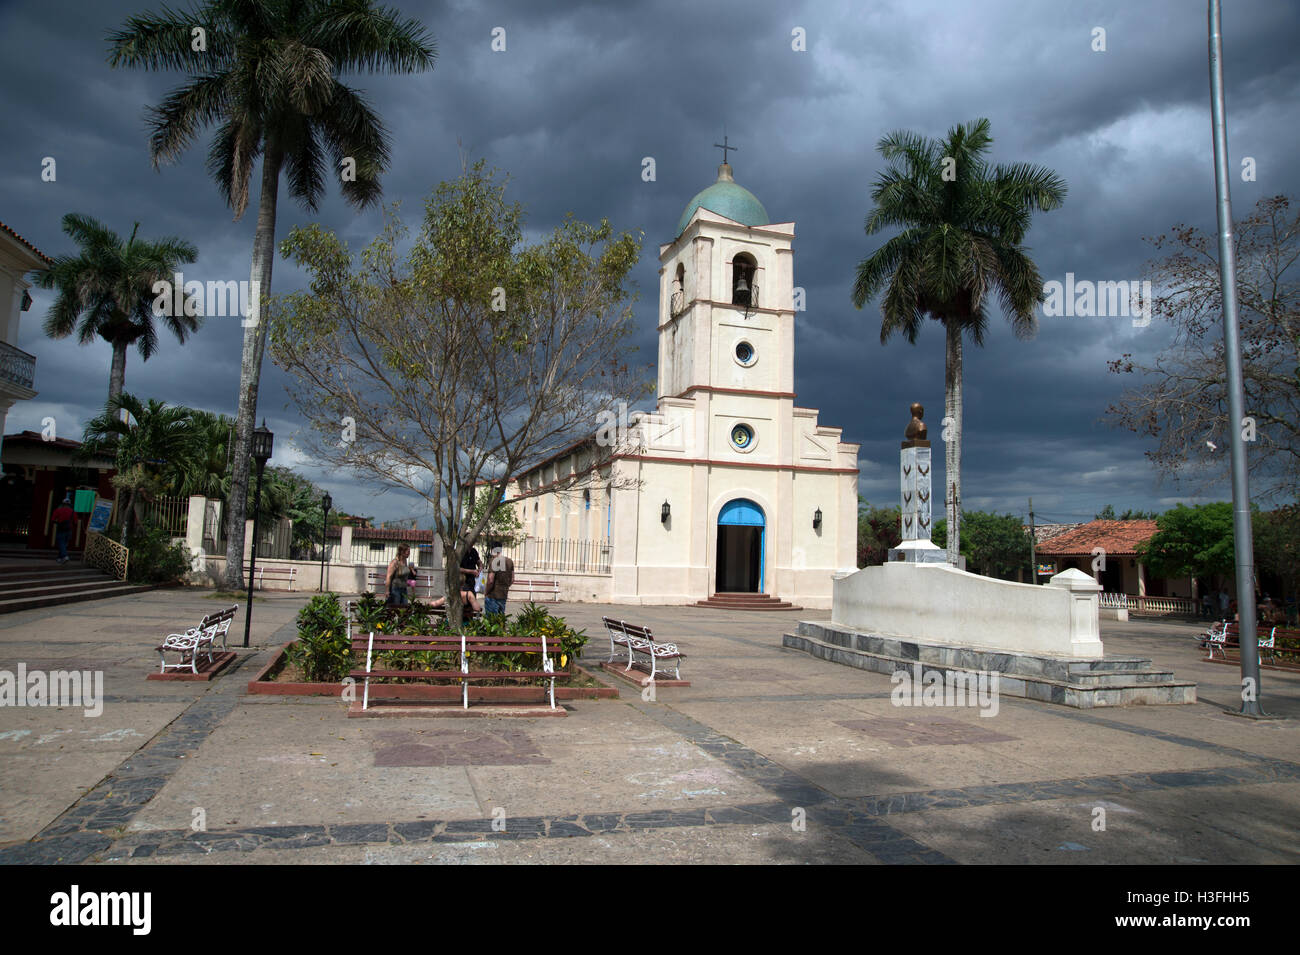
left=326, top=526, right=435, bottom=543
left=0, top=221, right=52, bottom=265
left=1035, top=519, right=1159, bottom=556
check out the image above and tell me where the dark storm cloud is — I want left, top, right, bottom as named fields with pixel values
left=2, top=0, right=1296, bottom=523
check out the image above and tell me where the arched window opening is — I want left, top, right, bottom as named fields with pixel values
left=731, top=253, right=757, bottom=307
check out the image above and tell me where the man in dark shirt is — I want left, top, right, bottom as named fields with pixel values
left=485, top=546, right=515, bottom=616
left=460, top=545, right=481, bottom=594
left=51, top=496, right=75, bottom=564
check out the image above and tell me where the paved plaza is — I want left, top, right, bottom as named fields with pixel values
left=0, top=588, right=1297, bottom=865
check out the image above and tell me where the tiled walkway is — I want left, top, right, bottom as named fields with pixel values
left=1, top=592, right=1297, bottom=864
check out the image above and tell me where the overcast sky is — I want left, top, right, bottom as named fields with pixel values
left=3, top=0, right=1298, bottom=526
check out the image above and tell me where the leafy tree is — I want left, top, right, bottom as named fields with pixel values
left=1253, top=506, right=1300, bottom=599
left=268, top=163, right=647, bottom=626
left=78, top=393, right=200, bottom=542
left=851, top=118, right=1066, bottom=565
left=857, top=496, right=901, bottom=567
left=1137, top=502, right=1236, bottom=582
left=960, top=511, right=1033, bottom=579
left=468, top=490, right=526, bottom=550
left=1095, top=504, right=1116, bottom=520
left=34, top=214, right=198, bottom=404
left=932, top=511, right=1030, bottom=578
left=1107, top=195, right=1299, bottom=502
left=108, top=0, right=437, bottom=591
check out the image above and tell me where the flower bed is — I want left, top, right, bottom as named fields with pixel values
left=248, top=594, right=619, bottom=700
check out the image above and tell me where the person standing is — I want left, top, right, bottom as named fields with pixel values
left=460, top=544, right=482, bottom=594
left=385, top=544, right=414, bottom=607
left=51, top=496, right=75, bottom=564
left=484, top=545, right=515, bottom=616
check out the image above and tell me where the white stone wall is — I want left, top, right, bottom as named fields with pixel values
left=833, top=563, right=1104, bottom=659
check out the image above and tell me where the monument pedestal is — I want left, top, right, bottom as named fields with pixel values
left=782, top=620, right=1197, bottom=708
left=888, top=539, right=948, bottom=564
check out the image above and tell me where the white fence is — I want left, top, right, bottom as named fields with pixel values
left=1100, top=593, right=1197, bottom=615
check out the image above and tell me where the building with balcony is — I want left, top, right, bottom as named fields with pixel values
left=0, top=221, right=49, bottom=446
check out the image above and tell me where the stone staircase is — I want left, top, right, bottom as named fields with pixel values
left=783, top=620, right=1196, bottom=707
left=696, top=592, right=802, bottom=611
left=0, top=559, right=154, bottom=614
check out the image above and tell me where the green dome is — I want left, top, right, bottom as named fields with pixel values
left=676, top=163, right=769, bottom=235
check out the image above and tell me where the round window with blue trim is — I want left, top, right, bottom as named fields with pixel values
left=731, top=423, right=755, bottom=450
left=735, top=340, right=756, bottom=366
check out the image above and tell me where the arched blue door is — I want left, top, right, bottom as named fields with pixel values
left=717, top=499, right=765, bottom=592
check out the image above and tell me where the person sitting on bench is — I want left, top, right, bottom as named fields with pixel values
left=430, top=589, right=481, bottom=613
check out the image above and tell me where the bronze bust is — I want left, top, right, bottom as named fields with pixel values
left=902, top=402, right=930, bottom=448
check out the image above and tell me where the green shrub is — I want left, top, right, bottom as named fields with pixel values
left=125, top=525, right=192, bottom=584
left=287, top=594, right=353, bottom=683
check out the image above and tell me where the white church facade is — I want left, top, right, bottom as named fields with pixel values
left=505, top=160, right=859, bottom=609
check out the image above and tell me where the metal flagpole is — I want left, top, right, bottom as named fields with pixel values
left=1207, top=0, right=1263, bottom=716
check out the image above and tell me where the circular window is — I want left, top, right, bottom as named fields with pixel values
left=734, top=340, right=756, bottom=366
left=730, top=423, right=755, bottom=451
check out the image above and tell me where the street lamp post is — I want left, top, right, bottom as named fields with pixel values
left=1208, top=0, right=1263, bottom=716
left=242, top=421, right=274, bottom=649
left=319, top=491, right=332, bottom=592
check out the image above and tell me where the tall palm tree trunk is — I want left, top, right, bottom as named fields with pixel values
left=224, top=146, right=282, bottom=590
left=944, top=319, right=963, bottom=566
left=108, top=342, right=128, bottom=406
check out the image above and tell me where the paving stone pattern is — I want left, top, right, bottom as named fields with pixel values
left=1, top=597, right=1297, bottom=864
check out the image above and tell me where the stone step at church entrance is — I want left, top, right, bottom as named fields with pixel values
left=695, top=592, right=802, bottom=611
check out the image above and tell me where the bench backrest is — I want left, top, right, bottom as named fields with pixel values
left=1223, top=623, right=1276, bottom=644
left=351, top=632, right=556, bottom=656
left=201, top=606, right=237, bottom=629
left=351, top=635, right=463, bottom=654
left=622, top=622, right=653, bottom=642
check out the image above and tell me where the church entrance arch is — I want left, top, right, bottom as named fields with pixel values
left=716, top=498, right=764, bottom=593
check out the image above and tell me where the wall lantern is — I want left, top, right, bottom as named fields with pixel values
left=661, top=501, right=670, bottom=524
left=813, top=507, right=822, bottom=530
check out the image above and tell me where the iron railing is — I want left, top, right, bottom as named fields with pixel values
left=84, top=531, right=129, bottom=581
left=0, top=340, right=36, bottom=390
left=500, top=537, right=612, bottom=576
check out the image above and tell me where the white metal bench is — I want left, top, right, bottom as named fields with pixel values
left=603, top=617, right=684, bottom=680
left=1208, top=622, right=1278, bottom=664
left=514, top=578, right=560, bottom=603
left=247, top=565, right=298, bottom=591
left=156, top=605, right=237, bottom=674
left=603, top=615, right=633, bottom=666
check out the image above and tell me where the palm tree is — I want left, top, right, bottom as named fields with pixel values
left=34, top=214, right=199, bottom=405
left=107, top=0, right=437, bottom=589
left=79, top=393, right=201, bottom=543
left=175, top=408, right=235, bottom=499
left=851, top=119, right=1066, bottom=565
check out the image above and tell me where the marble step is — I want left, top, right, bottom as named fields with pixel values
left=783, top=626, right=1197, bottom=708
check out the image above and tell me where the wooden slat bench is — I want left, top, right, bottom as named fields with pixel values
left=349, top=631, right=561, bottom=710
left=248, top=564, right=298, bottom=591
left=513, top=578, right=560, bottom=603
left=366, top=569, right=439, bottom=600
left=602, top=617, right=684, bottom=680
left=156, top=605, right=237, bottom=674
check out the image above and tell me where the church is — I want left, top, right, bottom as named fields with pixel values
left=506, top=155, right=859, bottom=609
